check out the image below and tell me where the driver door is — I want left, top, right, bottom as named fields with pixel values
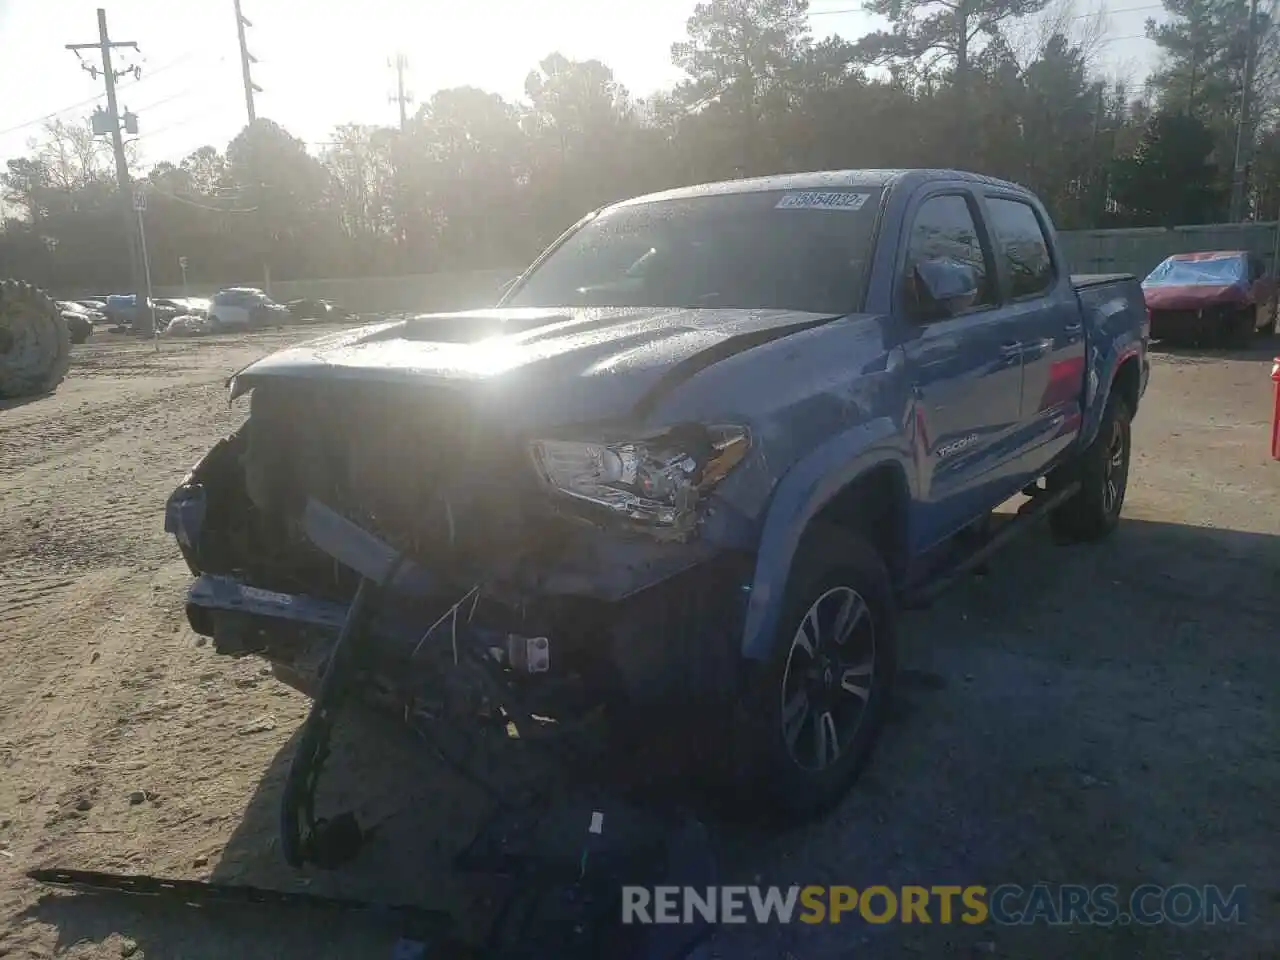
left=899, top=189, right=1027, bottom=553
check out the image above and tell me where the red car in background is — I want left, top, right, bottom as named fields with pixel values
left=1141, top=250, right=1278, bottom=345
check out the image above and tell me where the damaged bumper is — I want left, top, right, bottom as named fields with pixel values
left=1147, top=303, right=1247, bottom=340
left=166, top=476, right=754, bottom=717
left=173, top=497, right=506, bottom=658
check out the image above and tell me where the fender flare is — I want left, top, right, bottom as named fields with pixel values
left=1080, top=335, right=1143, bottom=449
left=739, top=416, right=912, bottom=661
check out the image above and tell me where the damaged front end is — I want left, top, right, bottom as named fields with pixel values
left=165, top=376, right=757, bottom=739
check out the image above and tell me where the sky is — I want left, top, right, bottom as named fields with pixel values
left=0, top=0, right=1166, bottom=171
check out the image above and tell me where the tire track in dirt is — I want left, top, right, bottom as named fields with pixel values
left=0, top=381, right=247, bottom=573
left=0, top=328, right=348, bottom=577
left=0, top=380, right=216, bottom=479
left=0, top=572, right=78, bottom=626
left=0, top=566, right=190, bottom=952
left=0, top=569, right=150, bottom=845
left=0, top=322, right=396, bottom=958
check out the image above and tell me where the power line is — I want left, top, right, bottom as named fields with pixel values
left=0, top=50, right=220, bottom=138
left=134, top=111, right=217, bottom=141
left=0, top=92, right=106, bottom=138
left=126, top=61, right=230, bottom=115
left=144, top=186, right=258, bottom=213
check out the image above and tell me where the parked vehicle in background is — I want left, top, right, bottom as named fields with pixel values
left=253, top=300, right=293, bottom=327
left=155, top=298, right=190, bottom=315
left=208, top=288, right=291, bottom=329
left=100, top=295, right=184, bottom=329
left=206, top=288, right=265, bottom=328
left=1142, top=251, right=1277, bottom=345
left=285, top=298, right=355, bottom=323
left=55, top=300, right=100, bottom=344
left=166, top=169, right=1149, bottom=819
left=163, top=314, right=218, bottom=337
left=102, top=294, right=138, bottom=326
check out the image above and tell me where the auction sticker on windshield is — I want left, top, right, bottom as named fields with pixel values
left=775, top=191, right=872, bottom=210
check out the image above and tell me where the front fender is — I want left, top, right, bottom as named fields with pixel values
left=739, top=416, right=911, bottom=661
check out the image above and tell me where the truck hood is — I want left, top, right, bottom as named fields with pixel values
left=229, top=305, right=848, bottom=425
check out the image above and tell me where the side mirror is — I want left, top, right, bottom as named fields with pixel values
left=909, top=258, right=980, bottom=320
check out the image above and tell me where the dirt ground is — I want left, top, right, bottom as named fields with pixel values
left=0, top=326, right=1277, bottom=959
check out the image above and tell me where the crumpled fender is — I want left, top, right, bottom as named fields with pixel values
left=739, top=416, right=911, bottom=661
left=1081, top=331, right=1144, bottom=450
left=1143, top=283, right=1252, bottom=310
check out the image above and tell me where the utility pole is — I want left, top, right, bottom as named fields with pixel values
left=388, top=54, right=412, bottom=132
left=233, top=0, right=261, bottom=124
left=1229, top=0, right=1261, bottom=221
left=1186, top=6, right=1201, bottom=115
left=67, top=9, right=152, bottom=336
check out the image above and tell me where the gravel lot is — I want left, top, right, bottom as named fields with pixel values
left=0, top=326, right=1277, bottom=959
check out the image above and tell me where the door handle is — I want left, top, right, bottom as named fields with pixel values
left=999, top=341, right=1023, bottom=358
left=1064, top=322, right=1083, bottom=336
left=1024, top=337, right=1055, bottom=358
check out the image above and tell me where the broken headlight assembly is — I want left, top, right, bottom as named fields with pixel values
left=529, top=424, right=750, bottom=535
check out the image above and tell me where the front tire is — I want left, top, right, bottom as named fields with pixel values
left=737, top=530, right=896, bottom=822
left=1049, top=394, right=1132, bottom=543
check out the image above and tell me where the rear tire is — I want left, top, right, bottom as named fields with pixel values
left=1049, top=394, right=1132, bottom=543
left=732, top=528, right=896, bottom=822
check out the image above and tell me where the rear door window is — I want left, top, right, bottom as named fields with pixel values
left=985, top=197, right=1055, bottom=299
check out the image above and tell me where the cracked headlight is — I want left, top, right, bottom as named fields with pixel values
left=529, top=425, right=750, bottom=535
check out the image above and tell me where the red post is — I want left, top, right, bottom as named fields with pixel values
left=1272, top=356, right=1280, bottom=460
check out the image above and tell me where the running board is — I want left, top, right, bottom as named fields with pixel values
left=902, top=481, right=1081, bottom=610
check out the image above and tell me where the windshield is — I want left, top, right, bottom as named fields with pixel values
left=505, top=188, right=884, bottom=314
left=1143, top=254, right=1248, bottom=287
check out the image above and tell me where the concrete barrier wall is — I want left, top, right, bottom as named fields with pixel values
left=1059, top=222, right=1280, bottom=278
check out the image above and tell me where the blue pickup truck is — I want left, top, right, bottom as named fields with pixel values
left=166, top=169, right=1149, bottom=823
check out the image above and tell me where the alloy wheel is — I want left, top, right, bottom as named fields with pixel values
left=1102, top=418, right=1128, bottom=516
left=779, top=586, right=877, bottom=773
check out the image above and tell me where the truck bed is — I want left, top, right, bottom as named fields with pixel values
left=1071, top=273, right=1136, bottom=289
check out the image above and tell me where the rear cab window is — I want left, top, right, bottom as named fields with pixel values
left=984, top=196, right=1056, bottom=299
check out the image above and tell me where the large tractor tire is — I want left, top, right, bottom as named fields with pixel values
left=0, top=280, right=72, bottom=399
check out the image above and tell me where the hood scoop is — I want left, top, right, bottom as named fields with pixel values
left=386, top=309, right=576, bottom=345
